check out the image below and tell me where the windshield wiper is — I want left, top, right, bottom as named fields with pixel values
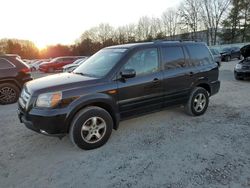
left=74, top=72, right=96, bottom=77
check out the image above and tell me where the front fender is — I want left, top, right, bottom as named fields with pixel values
left=64, top=93, right=120, bottom=131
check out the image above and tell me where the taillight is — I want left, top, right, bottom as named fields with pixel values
left=20, top=67, right=31, bottom=74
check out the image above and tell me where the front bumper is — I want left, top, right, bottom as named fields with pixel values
left=234, top=70, right=250, bottom=78
left=17, top=104, right=68, bottom=137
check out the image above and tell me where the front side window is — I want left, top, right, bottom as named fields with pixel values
left=161, top=46, right=186, bottom=70
left=0, top=58, right=15, bottom=69
left=74, top=48, right=126, bottom=78
left=123, top=48, right=159, bottom=76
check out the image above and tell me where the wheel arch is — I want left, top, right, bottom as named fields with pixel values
left=0, top=79, right=21, bottom=89
left=196, top=83, right=211, bottom=95
left=65, top=94, right=120, bottom=132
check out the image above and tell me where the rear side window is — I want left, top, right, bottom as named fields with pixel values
left=0, top=58, right=15, bottom=69
left=187, top=45, right=214, bottom=66
left=161, top=46, right=186, bottom=70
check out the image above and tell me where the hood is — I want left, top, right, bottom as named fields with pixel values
left=240, top=45, right=250, bottom=58
left=25, top=72, right=99, bottom=94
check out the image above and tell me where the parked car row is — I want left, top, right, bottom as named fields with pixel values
left=63, top=57, right=88, bottom=72
left=39, top=56, right=86, bottom=73
left=27, top=56, right=88, bottom=73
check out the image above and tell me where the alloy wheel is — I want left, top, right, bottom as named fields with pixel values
left=80, top=117, right=107, bottom=144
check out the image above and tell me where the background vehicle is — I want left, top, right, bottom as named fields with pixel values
left=63, top=57, right=88, bottom=72
left=210, top=48, right=222, bottom=67
left=29, top=59, right=50, bottom=71
left=234, top=44, right=250, bottom=80
left=18, top=41, right=220, bottom=150
left=0, top=54, right=32, bottom=104
left=220, top=47, right=242, bottom=62
left=39, top=56, right=83, bottom=73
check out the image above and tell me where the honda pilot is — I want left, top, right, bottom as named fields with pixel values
left=18, top=41, right=220, bottom=150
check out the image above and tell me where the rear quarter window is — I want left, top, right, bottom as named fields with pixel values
left=0, top=58, right=15, bottom=69
left=186, top=44, right=214, bottom=66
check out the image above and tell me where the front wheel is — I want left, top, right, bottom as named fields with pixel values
left=185, top=87, right=209, bottom=116
left=70, top=106, right=113, bottom=150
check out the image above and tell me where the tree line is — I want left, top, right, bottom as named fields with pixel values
left=0, top=0, right=249, bottom=59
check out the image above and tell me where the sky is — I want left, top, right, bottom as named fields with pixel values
left=0, top=0, right=181, bottom=49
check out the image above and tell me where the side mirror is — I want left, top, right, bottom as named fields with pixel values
left=120, top=69, right=136, bottom=79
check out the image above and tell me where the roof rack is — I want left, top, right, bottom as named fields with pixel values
left=153, top=38, right=201, bottom=43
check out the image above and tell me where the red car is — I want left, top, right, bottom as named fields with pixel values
left=39, top=56, right=82, bottom=73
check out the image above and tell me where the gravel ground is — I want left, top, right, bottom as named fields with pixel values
left=0, top=60, right=250, bottom=188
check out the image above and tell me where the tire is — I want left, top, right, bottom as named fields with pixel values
left=225, top=55, right=231, bottom=62
left=185, top=87, right=209, bottom=116
left=70, top=106, right=113, bottom=150
left=238, top=55, right=243, bottom=60
left=0, top=83, right=20, bottom=105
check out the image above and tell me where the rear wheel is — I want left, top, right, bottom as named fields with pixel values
left=70, top=106, right=113, bottom=150
left=185, top=87, right=209, bottom=116
left=0, top=83, right=20, bottom=105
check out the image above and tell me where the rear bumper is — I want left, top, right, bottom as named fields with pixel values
left=210, top=80, right=220, bottom=96
left=17, top=105, right=68, bottom=137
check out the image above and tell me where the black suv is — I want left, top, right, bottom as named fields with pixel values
left=0, top=55, right=32, bottom=104
left=18, top=41, right=220, bottom=150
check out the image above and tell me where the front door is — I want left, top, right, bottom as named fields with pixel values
left=117, top=48, right=164, bottom=119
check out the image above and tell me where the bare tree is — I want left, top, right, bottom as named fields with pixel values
left=137, top=16, right=152, bottom=41
left=201, top=0, right=231, bottom=45
left=162, top=8, right=179, bottom=39
left=179, top=0, right=202, bottom=39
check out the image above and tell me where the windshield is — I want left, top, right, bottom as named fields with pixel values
left=73, top=48, right=127, bottom=78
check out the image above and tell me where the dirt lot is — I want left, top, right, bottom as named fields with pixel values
left=0, top=61, right=250, bottom=188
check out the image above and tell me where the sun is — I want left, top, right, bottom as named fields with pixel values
left=36, top=42, right=47, bottom=51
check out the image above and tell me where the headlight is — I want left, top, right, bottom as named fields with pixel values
left=235, top=64, right=242, bottom=69
left=36, top=92, right=62, bottom=108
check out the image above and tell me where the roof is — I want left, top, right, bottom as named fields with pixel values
left=106, top=40, right=205, bottom=50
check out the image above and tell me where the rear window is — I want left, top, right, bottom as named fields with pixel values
left=186, top=44, right=214, bottom=66
left=161, top=46, right=186, bottom=70
left=0, top=58, right=15, bottom=69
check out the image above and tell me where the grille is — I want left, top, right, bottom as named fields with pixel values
left=19, top=87, right=31, bottom=109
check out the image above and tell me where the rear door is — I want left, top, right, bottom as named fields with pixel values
left=161, top=45, right=194, bottom=107
left=117, top=47, right=164, bottom=119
